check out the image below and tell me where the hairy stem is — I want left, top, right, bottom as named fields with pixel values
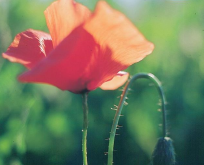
left=82, top=92, right=89, bottom=165
left=107, top=73, right=167, bottom=165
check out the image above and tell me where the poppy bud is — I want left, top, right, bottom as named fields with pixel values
left=151, top=137, right=176, bottom=165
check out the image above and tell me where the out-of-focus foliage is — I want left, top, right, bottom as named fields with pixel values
left=0, top=0, right=204, bottom=164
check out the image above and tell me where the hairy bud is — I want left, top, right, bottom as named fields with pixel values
left=151, top=137, right=176, bottom=165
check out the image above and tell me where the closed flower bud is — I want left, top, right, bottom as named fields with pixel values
left=151, top=137, right=176, bottom=165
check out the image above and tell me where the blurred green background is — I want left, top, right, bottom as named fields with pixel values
left=0, top=0, right=204, bottom=164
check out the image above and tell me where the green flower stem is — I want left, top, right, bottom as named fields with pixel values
left=107, top=73, right=167, bottom=165
left=82, top=92, right=89, bottom=165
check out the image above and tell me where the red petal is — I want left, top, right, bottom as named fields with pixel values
left=18, top=27, right=99, bottom=93
left=100, top=71, right=129, bottom=90
left=83, top=1, right=154, bottom=88
left=44, top=0, right=91, bottom=47
left=2, top=29, right=53, bottom=69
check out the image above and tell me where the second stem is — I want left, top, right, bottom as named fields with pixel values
left=82, top=92, right=88, bottom=165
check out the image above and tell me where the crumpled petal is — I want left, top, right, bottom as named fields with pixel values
left=84, top=1, right=154, bottom=90
left=2, top=29, right=53, bottom=69
left=44, top=0, right=91, bottom=47
left=99, top=71, right=129, bottom=90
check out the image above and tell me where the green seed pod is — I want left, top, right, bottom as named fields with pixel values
left=151, top=137, right=176, bottom=165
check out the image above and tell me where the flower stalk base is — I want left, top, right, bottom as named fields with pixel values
left=82, top=92, right=89, bottom=165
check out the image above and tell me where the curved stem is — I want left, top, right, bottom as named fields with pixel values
left=107, top=73, right=167, bottom=165
left=82, top=92, right=89, bottom=165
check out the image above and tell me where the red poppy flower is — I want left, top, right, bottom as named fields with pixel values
left=2, top=0, right=154, bottom=94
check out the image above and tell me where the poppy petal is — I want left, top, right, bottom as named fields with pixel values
left=84, top=1, right=154, bottom=89
left=2, top=29, right=53, bottom=69
left=44, top=0, right=91, bottom=47
left=18, top=1, right=154, bottom=94
left=99, top=71, right=129, bottom=90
